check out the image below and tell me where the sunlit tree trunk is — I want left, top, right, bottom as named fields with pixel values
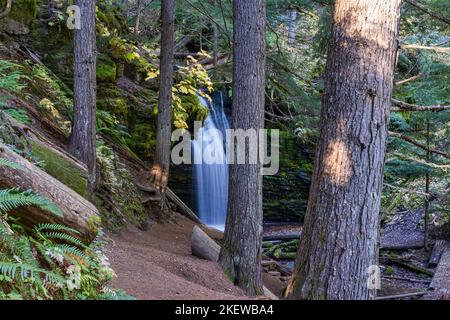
left=150, top=0, right=174, bottom=192
left=219, top=0, right=266, bottom=296
left=286, top=0, right=402, bottom=300
left=69, top=0, right=97, bottom=193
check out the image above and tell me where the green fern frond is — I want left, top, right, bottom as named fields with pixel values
left=0, top=157, right=24, bottom=170
left=42, top=232, right=86, bottom=248
left=16, top=236, right=38, bottom=267
left=35, top=223, right=81, bottom=235
left=50, top=244, right=92, bottom=264
left=0, top=188, right=63, bottom=217
left=0, top=262, right=64, bottom=285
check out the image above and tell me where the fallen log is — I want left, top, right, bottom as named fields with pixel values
left=382, top=276, right=431, bottom=284
left=381, top=256, right=434, bottom=277
left=191, top=225, right=220, bottom=262
left=428, top=240, right=447, bottom=268
left=263, top=233, right=300, bottom=241
left=166, top=188, right=203, bottom=224
left=426, top=242, right=450, bottom=299
left=0, top=143, right=99, bottom=242
left=376, top=291, right=428, bottom=300
left=191, top=226, right=279, bottom=300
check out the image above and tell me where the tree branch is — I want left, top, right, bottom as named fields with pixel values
left=0, top=0, right=12, bottom=19
left=391, top=99, right=450, bottom=112
left=400, top=44, right=450, bottom=53
left=404, top=0, right=450, bottom=25
left=395, top=74, right=421, bottom=86
left=389, top=131, right=450, bottom=160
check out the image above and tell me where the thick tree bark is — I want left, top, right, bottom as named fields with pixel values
left=69, top=0, right=97, bottom=193
left=0, top=143, right=99, bottom=242
left=150, top=0, right=175, bottom=192
left=286, top=0, right=402, bottom=300
left=218, top=0, right=266, bottom=296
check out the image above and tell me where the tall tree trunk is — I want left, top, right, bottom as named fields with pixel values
left=424, top=120, right=431, bottom=250
left=287, top=9, right=297, bottom=46
left=69, top=0, right=97, bottom=193
left=150, top=0, right=174, bottom=192
left=286, top=0, right=402, bottom=300
left=135, top=0, right=142, bottom=35
left=213, top=0, right=219, bottom=66
left=218, top=0, right=266, bottom=296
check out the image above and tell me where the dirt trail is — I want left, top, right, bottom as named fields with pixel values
left=104, top=214, right=246, bottom=300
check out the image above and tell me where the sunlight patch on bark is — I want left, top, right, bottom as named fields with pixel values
left=323, top=139, right=351, bottom=186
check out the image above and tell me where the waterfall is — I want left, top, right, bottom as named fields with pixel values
left=192, top=93, right=229, bottom=230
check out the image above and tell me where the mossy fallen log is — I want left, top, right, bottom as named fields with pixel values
left=0, top=143, right=100, bottom=242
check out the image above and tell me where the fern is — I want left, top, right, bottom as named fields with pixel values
left=0, top=262, right=64, bottom=285
left=0, top=158, right=24, bottom=171
left=35, top=223, right=80, bottom=235
left=0, top=188, right=63, bottom=218
left=41, top=232, right=87, bottom=248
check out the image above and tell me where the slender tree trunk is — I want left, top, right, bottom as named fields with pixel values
left=135, top=0, right=142, bottom=35
left=287, top=9, right=297, bottom=46
left=218, top=0, right=266, bottom=296
left=150, top=0, right=174, bottom=192
left=213, top=0, right=219, bottom=66
left=69, top=0, right=97, bottom=193
left=286, top=0, right=402, bottom=300
left=424, top=120, right=431, bottom=250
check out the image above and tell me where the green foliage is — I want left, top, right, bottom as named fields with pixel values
left=95, top=143, right=147, bottom=231
left=97, top=54, right=117, bottom=83
left=30, top=64, right=73, bottom=114
left=0, top=61, right=27, bottom=106
left=0, top=188, right=63, bottom=218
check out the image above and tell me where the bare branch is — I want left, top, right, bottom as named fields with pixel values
left=404, top=0, right=450, bottom=25
left=395, top=74, right=421, bottom=86
left=386, top=152, right=450, bottom=170
left=389, top=131, right=450, bottom=160
left=392, top=99, right=450, bottom=112
left=384, top=183, right=429, bottom=197
left=401, top=44, right=450, bottom=53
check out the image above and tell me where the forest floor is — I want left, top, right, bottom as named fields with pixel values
left=103, top=213, right=247, bottom=300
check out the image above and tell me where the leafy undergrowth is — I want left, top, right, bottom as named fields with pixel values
left=0, top=158, right=133, bottom=300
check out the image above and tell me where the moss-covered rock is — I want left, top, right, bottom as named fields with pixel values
left=0, top=112, right=25, bottom=148
left=31, top=141, right=88, bottom=196
left=97, top=54, right=117, bottom=83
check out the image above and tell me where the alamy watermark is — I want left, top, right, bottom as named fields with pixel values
left=171, top=121, right=280, bottom=176
left=66, top=5, right=81, bottom=30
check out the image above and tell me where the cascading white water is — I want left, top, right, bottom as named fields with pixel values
left=192, top=93, right=229, bottom=231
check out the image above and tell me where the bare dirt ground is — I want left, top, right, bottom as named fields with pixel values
left=103, top=214, right=247, bottom=300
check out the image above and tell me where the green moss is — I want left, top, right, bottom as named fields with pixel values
left=97, top=98, right=127, bottom=117
left=87, top=215, right=102, bottom=235
left=385, top=266, right=395, bottom=276
left=95, top=144, right=147, bottom=231
left=9, top=0, right=38, bottom=24
left=31, top=141, right=88, bottom=196
left=97, top=55, right=117, bottom=83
